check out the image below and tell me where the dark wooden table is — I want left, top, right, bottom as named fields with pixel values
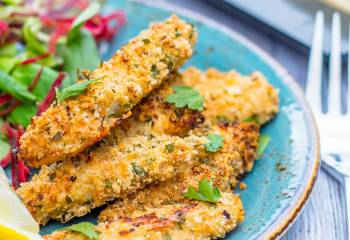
left=168, top=0, right=347, bottom=239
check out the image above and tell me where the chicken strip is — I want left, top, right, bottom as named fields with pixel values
left=17, top=133, right=207, bottom=225
left=19, top=15, right=197, bottom=167
left=17, top=77, right=205, bottom=225
left=111, top=80, right=203, bottom=139
left=45, top=192, right=243, bottom=240
left=177, top=67, right=278, bottom=125
left=98, top=122, right=259, bottom=223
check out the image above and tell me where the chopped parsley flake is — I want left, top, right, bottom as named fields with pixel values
left=243, top=116, right=260, bottom=124
left=104, top=179, right=113, bottom=189
left=216, top=115, right=229, bottom=124
left=151, top=64, right=159, bottom=78
left=142, top=38, right=150, bottom=44
left=184, top=178, right=221, bottom=203
left=205, top=134, right=224, bottom=152
left=165, top=143, right=175, bottom=153
left=131, top=162, right=147, bottom=177
left=175, top=29, right=181, bottom=37
left=166, top=86, right=204, bottom=111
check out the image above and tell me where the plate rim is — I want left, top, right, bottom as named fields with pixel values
left=129, top=0, right=321, bottom=239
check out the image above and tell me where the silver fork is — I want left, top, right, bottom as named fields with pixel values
left=306, top=11, right=350, bottom=239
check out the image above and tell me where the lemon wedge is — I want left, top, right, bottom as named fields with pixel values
left=0, top=167, right=40, bottom=234
left=0, top=220, right=43, bottom=240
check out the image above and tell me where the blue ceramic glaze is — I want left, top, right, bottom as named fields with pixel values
left=7, top=1, right=320, bottom=239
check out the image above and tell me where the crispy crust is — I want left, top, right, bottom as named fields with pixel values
left=98, top=122, right=259, bottom=223
left=44, top=193, right=243, bottom=240
left=19, top=15, right=197, bottom=167
left=38, top=66, right=274, bottom=238
left=17, top=133, right=207, bottom=225
left=114, top=80, right=204, bottom=139
left=17, top=81, right=205, bottom=225
left=178, top=67, right=279, bottom=125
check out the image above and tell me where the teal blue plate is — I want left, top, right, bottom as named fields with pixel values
left=9, top=0, right=320, bottom=239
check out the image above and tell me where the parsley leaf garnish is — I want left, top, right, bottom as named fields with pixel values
left=205, top=134, right=224, bottom=152
left=61, top=222, right=98, bottom=239
left=184, top=178, right=221, bottom=203
left=166, top=86, right=204, bottom=111
left=55, top=79, right=97, bottom=103
left=258, top=135, right=271, bottom=155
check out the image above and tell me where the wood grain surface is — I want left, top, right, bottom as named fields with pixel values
left=168, top=0, right=347, bottom=239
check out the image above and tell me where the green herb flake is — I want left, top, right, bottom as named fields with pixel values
left=164, top=55, right=174, bottom=70
left=205, top=134, right=224, bottom=152
left=163, top=233, right=172, bottom=240
left=65, top=195, right=73, bottom=204
left=258, top=135, right=271, bottom=155
left=175, top=29, right=181, bottom=37
left=151, top=64, right=159, bottom=78
left=104, top=179, right=113, bottom=189
left=166, top=86, right=204, bottom=111
left=147, top=134, right=154, bottom=140
left=55, top=79, right=97, bottom=103
left=184, top=178, right=221, bottom=203
left=61, top=222, right=98, bottom=239
left=165, top=143, right=175, bottom=153
left=243, top=116, right=260, bottom=124
left=144, top=116, right=153, bottom=122
left=142, top=39, right=150, bottom=44
left=216, top=115, right=229, bottom=124
left=200, top=158, right=210, bottom=164
left=131, top=162, right=147, bottom=177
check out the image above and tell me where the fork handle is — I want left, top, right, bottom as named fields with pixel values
left=344, top=176, right=350, bottom=239
left=322, top=154, right=350, bottom=238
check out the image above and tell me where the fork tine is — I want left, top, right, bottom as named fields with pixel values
left=347, top=20, right=350, bottom=115
left=306, top=11, right=324, bottom=113
left=328, top=12, right=342, bottom=115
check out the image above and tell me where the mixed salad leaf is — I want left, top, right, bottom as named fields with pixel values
left=0, top=0, right=126, bottom=188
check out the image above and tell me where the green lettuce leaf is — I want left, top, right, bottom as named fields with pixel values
left=0, top=57, right=19, bottom=73
left=23, top=18, right=46, bottom=55
left=62, top=29, right=100, bottom=87
left=0, top=70, right=36, bottom=102
left=12, top=64, right=59, bottom=100
left=68, top=3, right=101, bottom=42
left=7, top=103, right=37, bottom=127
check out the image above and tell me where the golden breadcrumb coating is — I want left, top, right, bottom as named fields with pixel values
left=17, top=80, right=204, bottom=225
left=17, top=134, right=207, bottom=225
left=112, top=80, right=204, bottom=139
left=19, top=15, right=197, bottom=167
left=178, top=67, right=278, bottom=125
left=98, top=122, right=259, bottom=223
left=44, top=192, right=243, bottom=240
